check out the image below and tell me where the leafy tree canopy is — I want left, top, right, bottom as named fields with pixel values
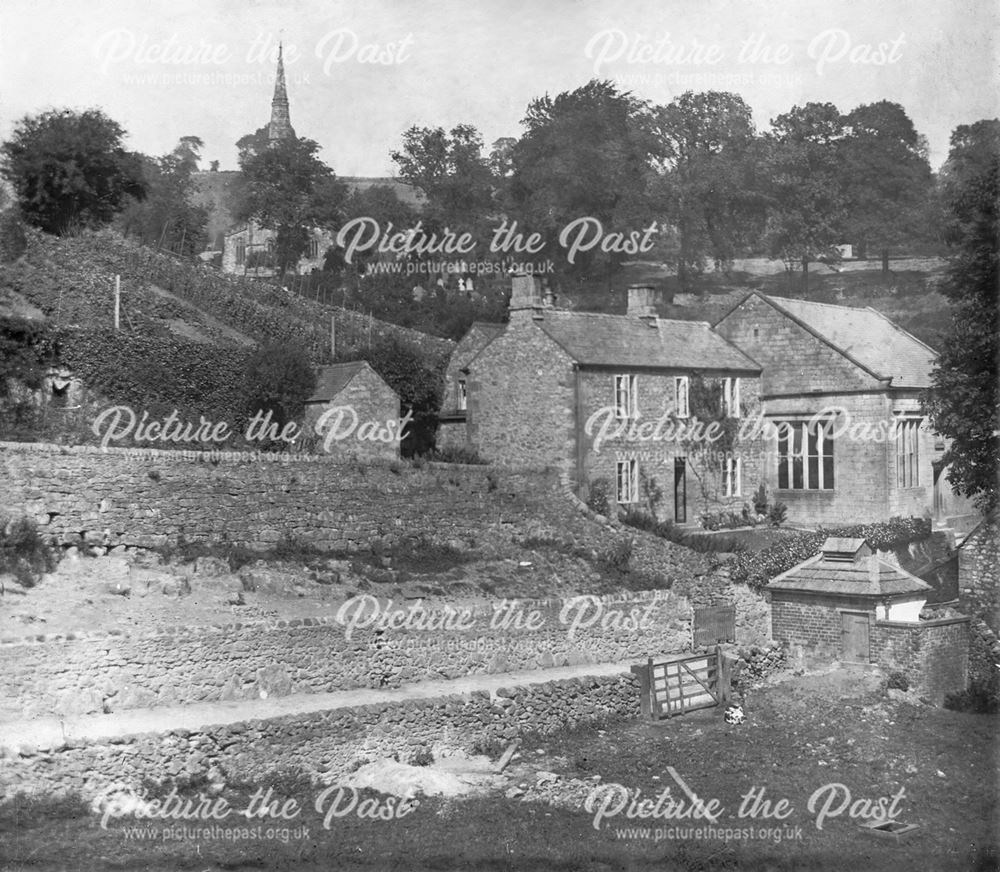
left=0, top=108, right=146, bottom=235
left=231, top=135, right=347, bottom=274
left=923, top=119, right=1000, bottom=511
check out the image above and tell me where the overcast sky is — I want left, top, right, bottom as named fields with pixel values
left=1, top=0, right=997, bottom=176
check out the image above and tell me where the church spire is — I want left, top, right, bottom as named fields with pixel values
left=268, top=42, right=295, bottom=144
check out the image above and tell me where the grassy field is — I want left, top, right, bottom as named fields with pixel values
left=1, top=669, right=995, bottom=872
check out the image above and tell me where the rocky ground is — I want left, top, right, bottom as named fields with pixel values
left=1, top=521, right=731, bottom=638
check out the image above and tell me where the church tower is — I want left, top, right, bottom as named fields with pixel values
left=267, top=43, right=296, bottom=144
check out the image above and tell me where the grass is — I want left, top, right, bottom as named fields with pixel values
left=0, top=679, right=994, bottom=871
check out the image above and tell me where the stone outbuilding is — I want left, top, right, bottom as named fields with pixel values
left=303, top=361, right=402, bottom=459
left=767, top=537, right=969, bottom=704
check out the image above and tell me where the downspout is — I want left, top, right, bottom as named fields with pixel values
left=574, top=364, right=585, bottom=499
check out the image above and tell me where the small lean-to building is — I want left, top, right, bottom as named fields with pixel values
left=767, top=537, right=969, bottom=703
left=303, top=361, right=401, bottom=459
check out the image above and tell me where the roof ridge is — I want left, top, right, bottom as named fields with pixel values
left=762, top=293, right=865, bottom=313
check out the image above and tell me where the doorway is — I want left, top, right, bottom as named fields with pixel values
left=840, top=612, right=870, bottom=662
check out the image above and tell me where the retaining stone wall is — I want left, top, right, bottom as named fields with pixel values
left=959, top=516, right=1000, bottom=631
left=0, top=672, right=639, bottom=799
left=0, top=591, right=687, bottom=720
left=0, top=442, right=563, bottom=551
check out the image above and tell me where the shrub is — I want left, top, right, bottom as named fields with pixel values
left=586, top=478, right=611, bottom=516
left=729, top=516, right=933, bottom=591
left=753, top=483, right=768, bottom=517
left=768, top=501, right=788, bottom=527
left=0, top=515, right=57, bottom=587
left=886, top=672, right=910, bottom=691
left=409, top=747, right=434, bottom=767
left=620, top=507, right=747, bottom=554
left=431, top=445, right=487, bottom=465
left=600, top=537, right=633, bottom=571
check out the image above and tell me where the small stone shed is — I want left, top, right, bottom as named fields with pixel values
left=767, top=537, right=969, bottom=704
left=303, top=361, right=401, bottom=459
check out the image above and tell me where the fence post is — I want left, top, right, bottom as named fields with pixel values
left=718, top=646, right=733, bottom=704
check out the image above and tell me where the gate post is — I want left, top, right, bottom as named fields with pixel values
left=631, top=659, right=653, bottom=720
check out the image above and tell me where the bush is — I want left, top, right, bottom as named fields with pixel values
left=752, top=483, right=768, bottom=517
left=620, top=508, right=747, bottom=554
left=768, top=501, right=788, bottom=527
left=886, top=672, right=910, bottom=691
left=729, top=516, right=933, bottom=591
left=0, top=515, right=57, bottom=587
left=600, top=537, right=633, bottom=571
left=430, top=445, right=487, bottom=465
left=586, top=478, right=611, bottom=516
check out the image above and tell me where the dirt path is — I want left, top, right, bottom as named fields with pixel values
left=0, top=660, right=633, bottom=753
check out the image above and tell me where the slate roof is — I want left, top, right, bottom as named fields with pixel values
left=761, top=295, right=937, bottom=388
left=766, top=537, right=932, bottom=597
left=307, top=361, right=375, bottom=403
left=452, top=322, right=506, bottom=372
left=534, top=311, right=760, bottom=372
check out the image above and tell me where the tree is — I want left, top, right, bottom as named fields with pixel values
left=231, top=135, right=347, bottom=274
left=759, top=103, right=850, bottom=284
left=243, top=342, right=317, bottom=435
left=923, top=120, right=1000, bottom=511
left=115, top=137, right=208, bottom=255
left=650, top=91, right=765, bottom=285
left=0, top=108, right=146, bottom=235
left=506, top=81, right=658, bottom=278
left=391, top=124, right=495, bottom=236
left=839, top=101, right=934, bottom=263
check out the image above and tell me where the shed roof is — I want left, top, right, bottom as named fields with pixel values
left=306, top=361, right=384, bottom=403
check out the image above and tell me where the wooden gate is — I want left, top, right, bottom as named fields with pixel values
left=631, top=648, right=732, bottom=720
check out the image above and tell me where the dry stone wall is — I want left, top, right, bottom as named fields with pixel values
left=0, top=592, right=687, bottom=720
left=0, top=672, right=638, bottom=799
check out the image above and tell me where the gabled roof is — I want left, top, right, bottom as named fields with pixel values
left=766, top=538, right=932, bottom=598
left=759, top=295, right=937, bottom=388
left=307, top=361, right=383, bottom=403
left=452, top=321, right=506, bottom=373
left=532, top=311, right=760, bottom=372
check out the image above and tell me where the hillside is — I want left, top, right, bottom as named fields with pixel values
left=561, top=255, right=952, bottom=349
left=0, top=228, right=453, bottom=446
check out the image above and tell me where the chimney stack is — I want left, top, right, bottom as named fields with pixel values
left=509, top=273, right=545, bottom=318
left=627, top=284, right=660, bottom=318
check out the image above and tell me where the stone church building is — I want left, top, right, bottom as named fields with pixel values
left=190, top=46, right=422, bottom=276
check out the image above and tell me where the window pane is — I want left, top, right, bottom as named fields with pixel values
left=823, top=453, right=834, bottom=489
left=777, top=426, right=789, bottom=489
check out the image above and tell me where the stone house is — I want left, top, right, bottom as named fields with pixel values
left=303, top=361, right=402, bottom=459
left=437, top=321, right=506, bottom=452
left=714, top=292, right=941, bottom=526
left=441, top=276, right=764, bottom=523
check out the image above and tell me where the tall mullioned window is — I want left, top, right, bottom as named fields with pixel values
left=614, top=374, right=637, bottom=419
left=777, top=419, right=834, bottom=490
left=616, top=459, right=638, bottom=504
left=675, top=376, right=689, bottom=418
left=723, top=377, right=741, bottom=418
left=896, top=418, right=921, bottom=488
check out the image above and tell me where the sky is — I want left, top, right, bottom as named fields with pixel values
left=1, top=0, right=997, bottom=176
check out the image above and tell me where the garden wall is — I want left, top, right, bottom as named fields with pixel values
left=0, top=672, right=638, bottom=799
left=871, top=616, right=970, bottom=705
left=0, top=591, right=686, bottom=720
left=0, top=442, right=546, bottom=552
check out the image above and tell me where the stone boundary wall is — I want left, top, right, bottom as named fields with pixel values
left=871, top=616, right=970, bottom=705
left=0, top=672, right=638, bottom=799
left=0, top=591, right=688, bottom=720
left=0, top=441, right=554, bottom=552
